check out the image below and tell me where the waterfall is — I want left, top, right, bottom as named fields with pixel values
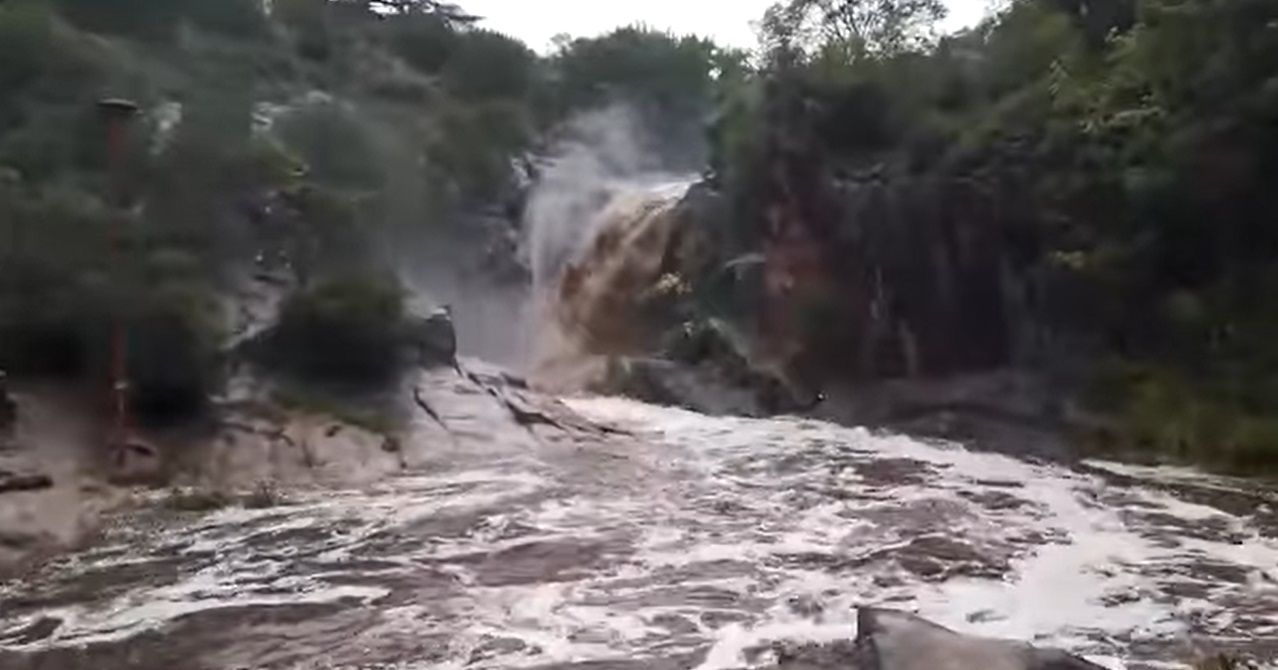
left=519, top=105, right=695, bottom=388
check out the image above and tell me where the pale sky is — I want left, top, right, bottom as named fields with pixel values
left=462, top=0, right=999, bottom=53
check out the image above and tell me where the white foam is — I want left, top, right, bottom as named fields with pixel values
left=5, top=396, right=1278, bottom=668
left=568, top=396, right=1278, bottom=664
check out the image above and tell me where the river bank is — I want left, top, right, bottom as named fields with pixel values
left=0, top=361, right=600, bottom=579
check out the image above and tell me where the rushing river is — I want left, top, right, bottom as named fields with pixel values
left=2, top=379, right=1277, bottom=670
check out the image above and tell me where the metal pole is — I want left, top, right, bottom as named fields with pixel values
left=98, top=98, right=139, bottom=446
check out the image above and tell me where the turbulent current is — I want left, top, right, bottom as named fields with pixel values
left=2, top=372, right=1277, bottom=670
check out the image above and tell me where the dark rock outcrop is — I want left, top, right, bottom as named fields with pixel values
left=596, top=357, right=764, bottom=416
left=407, top=306, right=459, bottom=368
left=0, top=372, right=16, bottom=436
left=592, top=318, right=824, bottom=417
left=824, top=178, right=1029, bottom=379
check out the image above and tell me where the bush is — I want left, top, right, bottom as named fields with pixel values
left=0, top=1, right=54, bottom=99
left=442, top=29, right=536, bottom=102
left=275, top=101, right=382, bottom=189
left=424, top=99, right=533, bottom=199
left=1090, top=362, right=1278, bottom=475
left=262, top=272, right=408, bottom=384
left=121, top=283, right=224, bottom=424
left=55, top=0, right=266, bottom=41
left=272, top=383, right=396, bottom=435
left=389, top=12, right=459, bottom=74
left=0, top=267, right=223, bottom=424
left=181, top=0, right=268, bottom=38
left=55, top=0, right=183, bottom=41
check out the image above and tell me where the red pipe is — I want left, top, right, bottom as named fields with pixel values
left=99, top=100, right=138, bottom=445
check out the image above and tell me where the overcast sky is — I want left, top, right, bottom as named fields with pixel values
left=462, top=0, right=1000, bottom=53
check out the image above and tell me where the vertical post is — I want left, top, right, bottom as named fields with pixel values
left=97, top=98, right=139, bottom=446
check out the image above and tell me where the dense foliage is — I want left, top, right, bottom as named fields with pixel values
left=262, top=272, right=409, bottom=383
left=706, top=0, right=1278, bottom=471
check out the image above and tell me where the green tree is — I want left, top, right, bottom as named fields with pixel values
left=761, top=0, right=947, bottom=58
left=56, top=0, right=266, bottom=40
left=437, top=28, right=538, bottom=102
left=552, top=27, right=731, bottom=167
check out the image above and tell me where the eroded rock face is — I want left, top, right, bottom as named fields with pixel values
left=854, top=608, right=1108, bottom=670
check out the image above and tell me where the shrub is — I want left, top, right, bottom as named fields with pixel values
left=442, top=29, right=536, bottom=102
left=0, top=1, right=54, bottom=98
left=272, top=383, right=396, bottom=435
left=389, top=12, right=459, bottom=74
left=121, top=282, right=224, bottom=424
left=55, top=0, right=266, bottom=41
left=181, top=0, right=268, bottom=38
left=0, top=270, right=223, bottom=424
left=1090, top=361, right=1278, bottom=475
left=55, top=0, right=183, bottom=41
left=262, top=272, right=408, bottom=384
left=275, top=102, right=382, bottom=189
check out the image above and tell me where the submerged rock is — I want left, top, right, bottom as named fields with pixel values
left=0, top=469, right=53, bottom=494
left=106, top=438, right=164, bottom=487
left=854, top=608, right=1108, bottom=670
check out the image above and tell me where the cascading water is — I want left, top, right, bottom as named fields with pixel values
left=519, top=106, right=697, bottom=388
left=522, top=106, right=694, bottom=294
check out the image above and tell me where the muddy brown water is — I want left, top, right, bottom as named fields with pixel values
left=1, top=381, right=1277, bottom=670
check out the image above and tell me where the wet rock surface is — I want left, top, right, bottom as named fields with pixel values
left=0, top=381, right=1276, bottom=670
left=0, top=470, right=53, bottom=495
left=597, top=357, right=766, bottom=417
left=853, top=607, right=1109, bottom=670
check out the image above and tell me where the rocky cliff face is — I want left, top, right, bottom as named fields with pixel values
left=819, top=176, right=1031, bottom=379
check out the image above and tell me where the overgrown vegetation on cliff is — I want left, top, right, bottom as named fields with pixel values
left=0, top=0, right=732, bottom=423
left=705, top=0, right=1278, bottom=471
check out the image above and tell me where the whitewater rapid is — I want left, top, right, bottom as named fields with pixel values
left=1, top=390, right=1276, bottom=670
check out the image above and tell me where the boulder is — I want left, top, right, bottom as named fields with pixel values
left=597, top=357, right=763, bottom=417
left=854, top=608, right=1109, bottom=670
left=107, top=438, right=165, bottom=486
left=407, top=306, right=458, bottom=368
left=590, top=319, right=825, bottom=417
